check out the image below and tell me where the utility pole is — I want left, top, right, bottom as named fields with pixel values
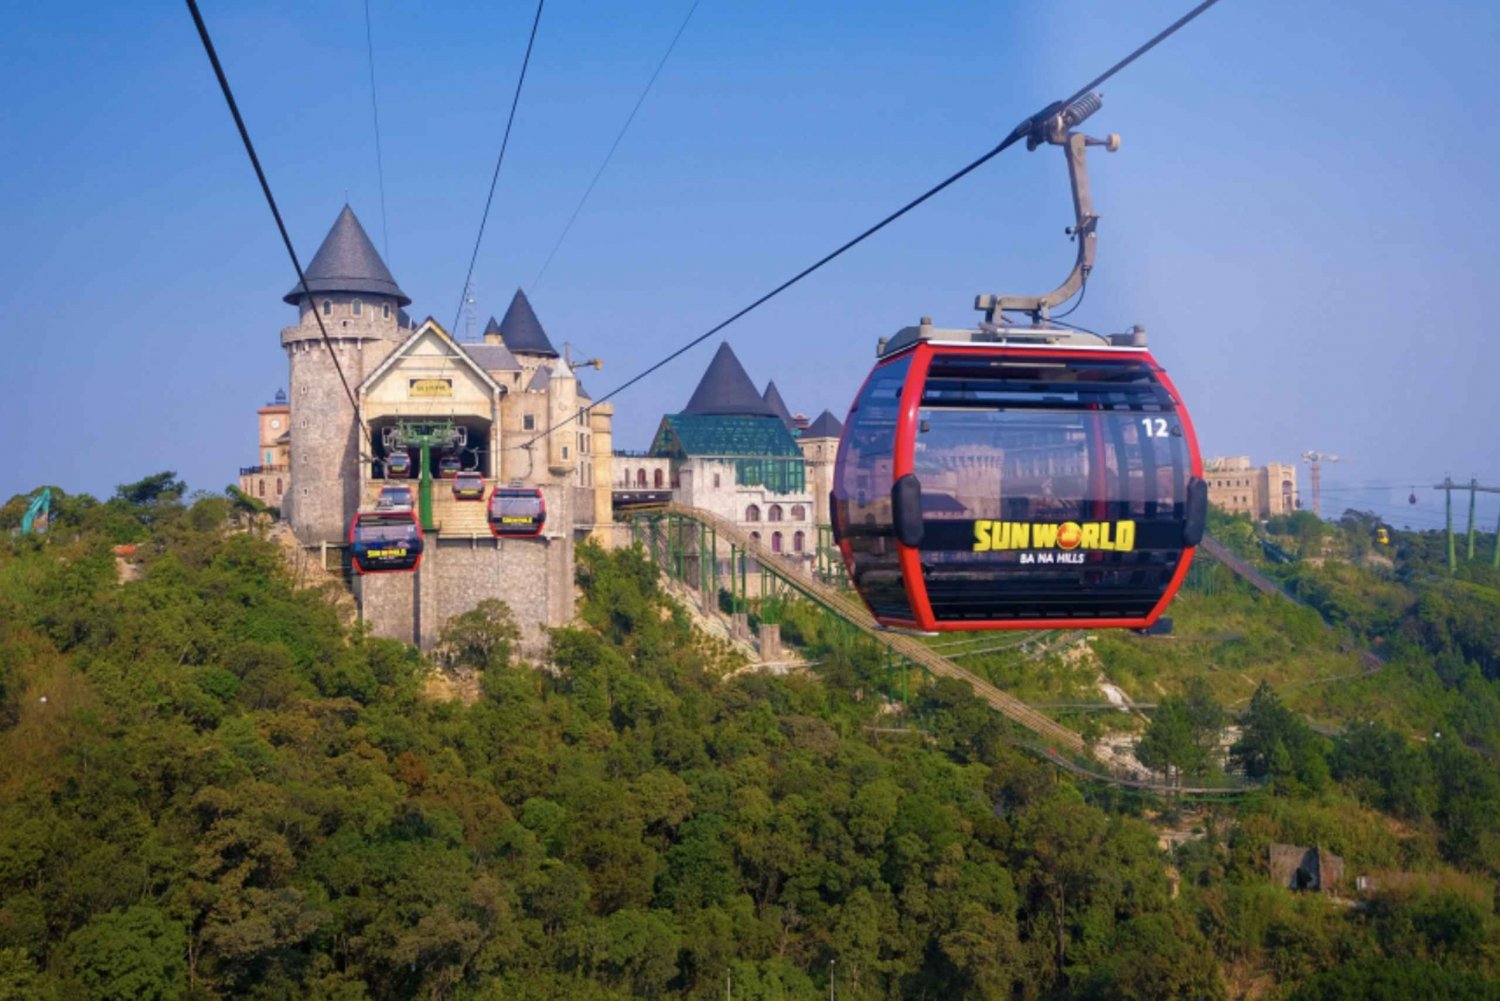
left=1467, top=477, right=1479, bottom=562
left=1439, top=477, right=1455, bottom=572
left=1301, top=451, right=1344, bottom=518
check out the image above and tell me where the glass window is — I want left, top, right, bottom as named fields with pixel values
left=746, top=504, right=761, bottom=522
left=383, top=303, right=391, bottom=319
left=833, top=356, right=913, bottom=620
left=768, top=504, right=783, bottom=522
left=772, top=531, right=783, bottom=553
left=322, top=300, right=331, bottom=316
left=637, top=469, right=647, bottom=487
left=794, top=530, right=805, bottom=552
left=353, top=299, right=363, bottom=316
left=654, top=469, right=664, bottom=488
left=524, top=415, right=536, bottom=431
left=791, top=504, right=805, bottom=520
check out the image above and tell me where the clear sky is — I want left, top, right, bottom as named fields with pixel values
left=3, top=0, right=1497, bottom=531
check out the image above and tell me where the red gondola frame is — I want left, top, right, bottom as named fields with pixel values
left=348, top=509, right=425, bottom=575
left=838, top=339, right=1203, bottom=632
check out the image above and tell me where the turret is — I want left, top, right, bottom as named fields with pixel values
left=281, top=205, right=410, bottom=543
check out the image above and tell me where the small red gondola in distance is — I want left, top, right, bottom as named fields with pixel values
left=348, top=509, right=424, bottom=574
left=487, top=486, right=546, bottom=538
left=830, top=90, right=1206, bottom=632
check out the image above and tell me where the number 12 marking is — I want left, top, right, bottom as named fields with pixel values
left=1141, top=417, right=1169, bottom=438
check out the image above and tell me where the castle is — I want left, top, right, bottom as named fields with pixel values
left=245, top=205, right=613, bottom=651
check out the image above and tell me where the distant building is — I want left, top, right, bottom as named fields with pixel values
left=1205, top=456, right=1299, bottom=520
left=238, top=389, right=290, bottom=509
left=622, top=343, right=817, bottom=562
left=1268, top=843, right=1344, bottom=894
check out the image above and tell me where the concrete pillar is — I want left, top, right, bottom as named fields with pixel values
left=757, top=622, right=781, bottom=660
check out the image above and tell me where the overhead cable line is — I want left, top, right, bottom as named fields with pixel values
left=516, top=0, right=1226, bottom=451
left=529, top=0, right=702, bottom=294
left=452, top=0, right=546, bottom=334
left=185, top=0, right=369, bottom=441
left=363, top=0, right=391, bottom=264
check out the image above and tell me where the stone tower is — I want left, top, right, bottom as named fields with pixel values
left=281, top=205, right=411, bottom=543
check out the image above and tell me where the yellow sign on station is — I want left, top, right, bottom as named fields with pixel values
left=972, top=520, right=1136, bottom=553
left=408, top=378, right=453, bottom=398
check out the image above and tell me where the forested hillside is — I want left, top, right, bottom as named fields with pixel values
left=2, top=479, right=1499, bottom=999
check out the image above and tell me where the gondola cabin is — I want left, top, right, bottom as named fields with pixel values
left=833, top=322, right=1205, bottom=632
left=1375, top=526, right=1391, bottom=546
left=487, top=486, right=546, bottom=538
left=437, top=454, right=461, bottom=478
left=385, top=451, right=412, bottom=478
left=348, top=510, right=424, bottom=574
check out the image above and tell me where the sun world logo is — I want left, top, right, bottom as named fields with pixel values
left=972, top=520, right=1136, bottom=553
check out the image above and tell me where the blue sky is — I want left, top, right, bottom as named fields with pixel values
left=3, top=0, right=1497, bottom=531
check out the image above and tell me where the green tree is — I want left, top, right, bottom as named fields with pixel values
left=64, top=905, right=186, bottom=1001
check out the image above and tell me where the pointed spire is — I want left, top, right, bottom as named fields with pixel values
left=683, top=343, right=777, bottom=417
left=483, top=315, right=502, bottom=336
left=498, top=289, right=558, bottom=357
left=283, top=205, right=410, bottom=305
left=803, top=409, right=844, bottom=439
left=762, top=381, right=795, bottom=428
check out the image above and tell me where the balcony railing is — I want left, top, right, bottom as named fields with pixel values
left=239, top=464, right=289, bottom=476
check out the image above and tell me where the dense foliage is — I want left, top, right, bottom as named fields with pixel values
left=1, top=479, right=1499, bottom=999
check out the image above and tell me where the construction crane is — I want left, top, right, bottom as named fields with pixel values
left=1433, top=476, right=1500, bottom=571
left=1301, top=451, right=1344, bottom=518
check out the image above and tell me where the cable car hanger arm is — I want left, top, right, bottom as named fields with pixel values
left=977, top=93, right=1120, bottom=326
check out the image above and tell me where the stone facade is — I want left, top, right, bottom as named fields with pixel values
left=799, top=430, right=839, bottom=526
left=262, top=206, right=608, bottom=650
left=674, top=458, right=815, bottom=560
left=238, top=392, right=291, bottom=510
left=1206, top=455, right=1300, bottom=520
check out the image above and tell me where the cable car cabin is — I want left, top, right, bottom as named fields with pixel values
left=832, top=330, right=1206, bottom=632
left=437, top=455, right=462, bottom=478
left=348, top=510, right=424, bottom=574
left=385, top=451, right=412, bottom=478
left=487, top=487, right=546, bottom=538
left=1375, top=527, right=1391, bottom=546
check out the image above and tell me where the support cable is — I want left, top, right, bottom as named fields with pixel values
left=451, top=0, right=546, bottom=334
left=515, top=0, right=1226, bottom=451
left=185, top=0, right=369, bottom=441
left=529, top=0, right=702, bottom=294
left=363, top=0, right=392, bottom=264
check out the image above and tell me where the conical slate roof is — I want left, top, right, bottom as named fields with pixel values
left=283, top=205, right=410, bottom=305
left=483, top=315, right=503, bottom=337
left=803, top=409, right=844, bottom=439
left=762, top=381, right=795, bottom=428
left=683, top=343, right=776, bottom=417
left=498, top=289, right=558, bottom=357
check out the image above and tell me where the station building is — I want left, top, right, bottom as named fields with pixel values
left=255, top=205, right=613, bottom=651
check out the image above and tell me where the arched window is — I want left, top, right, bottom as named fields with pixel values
left=750, top=531, right=761, bottom=543
left=790, top=505, right=805, bottom=520
left=352, top=299, right=363, bottom=316
left=275, top=478, right=282, bottom=495
left=383, top=303, right=391, bottom=319
left=636, top=469, right=647, bottom=487
left=746, top=504, right=761, bottom=522
left=771, top=531, right=783, bottom=553
left=793, top=530, right=805, bottom=552
left=258, top=479, right=265, bottom=497
left=321, top=299, right=332, bottom=316
left=654, top=469, right=664, bottom=488
left=768, top=504, right=783, bottom=522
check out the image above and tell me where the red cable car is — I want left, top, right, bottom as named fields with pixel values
left=348, top=510, right=424, bottom=574
left=487, top=486, right=546, bottom=538
left=830, top=91, right=1205, bottom=632
left=833, top=326, right=1204, bottom=631
left=385, top=451, right=412, bottom=478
